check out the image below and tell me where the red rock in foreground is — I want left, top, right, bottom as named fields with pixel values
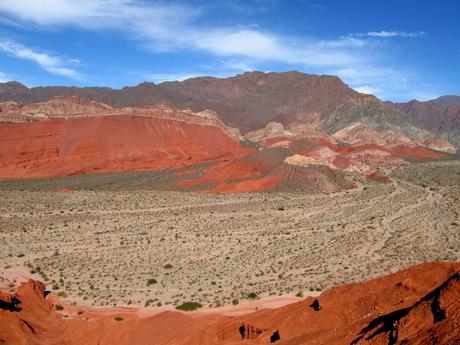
left=1, top=262, right=458, bottom=344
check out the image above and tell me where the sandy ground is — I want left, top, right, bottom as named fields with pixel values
left=0, top=160, right=459, bottom=311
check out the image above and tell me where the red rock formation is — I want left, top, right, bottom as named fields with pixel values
left=0, top=105, right=251, bottom=179
left=389, top=145, right=445, bottom=160
left=1, top=262, right=458, bottom=344
left=0, top=92, right=454, bottom=193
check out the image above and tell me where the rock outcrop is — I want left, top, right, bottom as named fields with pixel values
left=0, top=97, right=250, bottom=180
left=1, top=262, right=458, bottom=344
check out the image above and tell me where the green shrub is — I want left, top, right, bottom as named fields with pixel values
left=145, top=299, right=154, bottom=307
left=247, top=292, right=257, bottom=299
left=175, top=301, right=203, bottom=311
left=296, top=291, right=303, bottom=297
left=232, top=299, right=239, bottom=305
left=114, top=316, right=124, bottom=321
left=164, top=264, right=173, bottom=269
left=55, top=304, right=64, bottom=311
left=146, top=278, right=157, bottom=286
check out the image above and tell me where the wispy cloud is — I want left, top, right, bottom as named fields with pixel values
left=145, top=73, right=201, bottom=84
left=0, top=0, right=366, bottom=68
left=0, top=38, right=80, bottom=78
left=0, top=1, right=432, bottom=100
left=351, top=30, right=425, bottom=38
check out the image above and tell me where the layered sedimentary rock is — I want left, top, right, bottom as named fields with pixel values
left=0, top=97, right=249, bottom=179
left=0, top=72, right=458, bottom=192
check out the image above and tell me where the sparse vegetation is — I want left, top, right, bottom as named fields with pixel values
left=0, top=160, right=458, bottom=308
left=175, top=301, right=203, bottom=311
left=146, top=278, right=157, bottom=286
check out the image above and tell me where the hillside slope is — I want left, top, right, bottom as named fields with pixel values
left=1, top=262, right=458, bottom=345
left=0, top=97, right=250, bottom=179
left=393, top=96, right=460, bottom=147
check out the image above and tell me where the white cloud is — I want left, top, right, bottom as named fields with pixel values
left=0, top=39, right=80, bottom=78
left=146, top=73, right=200, bottom=84
left=354, top=85, right=381, bottom=95
left=329, top=66, right=441, bottom=101
left=0, top=1, right=433, bottom=100
left=220, top=60, right=255, bottom=72
left=352, top=30, right=425, bottom=38
left=0, top=0, right=365, bottom=68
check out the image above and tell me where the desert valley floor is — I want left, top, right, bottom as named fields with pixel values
left=1, top=159, right=459, bottom=310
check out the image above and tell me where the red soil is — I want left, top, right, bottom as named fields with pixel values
left=389, top=145, right=446, bottom=160
left=366, top=171, right=391, bottom=183
left=203, top=175, right=279, bottom=193
left=177, top=159, right=267, bottom=187
left=0, top=116, right=252, bottom=180
left=332, top=156, right=350, bottom=169
left=1, top=262, right=458, bottom=344
left=49, top=188, right=72, bottom=193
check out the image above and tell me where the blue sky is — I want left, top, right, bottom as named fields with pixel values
left=0, top=0, right=458, bottom=101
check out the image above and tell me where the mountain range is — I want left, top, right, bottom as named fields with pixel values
left=0, top=71, right=458, bottom=192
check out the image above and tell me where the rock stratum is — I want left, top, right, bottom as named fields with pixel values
left=0, top=98, right=250, bottom=180
left=0, top=262, right=458, bottom=345
left=0, top=72, right=458, bottom=193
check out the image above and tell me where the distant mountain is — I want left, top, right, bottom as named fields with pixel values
left=393, top=96, right=460, bottom=147
left=430, top=95, right=460, bottom=107
left=1, top=72, right=458, bottom=146
left=0, top=72, right=458, bottom=191
left=0, top=71, right=360, bottom=132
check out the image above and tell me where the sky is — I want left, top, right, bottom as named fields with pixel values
left=0, top=0, right=459, bottom=102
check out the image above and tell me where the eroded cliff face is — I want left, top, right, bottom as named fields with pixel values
left=1, top=262, right=458, bottom=345
left=0, top=97, right=250, bottom=180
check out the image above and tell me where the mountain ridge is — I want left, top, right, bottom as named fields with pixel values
left=1, top=71, right=457, bottom=143
left=0, top=72, right=457, bottom=191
